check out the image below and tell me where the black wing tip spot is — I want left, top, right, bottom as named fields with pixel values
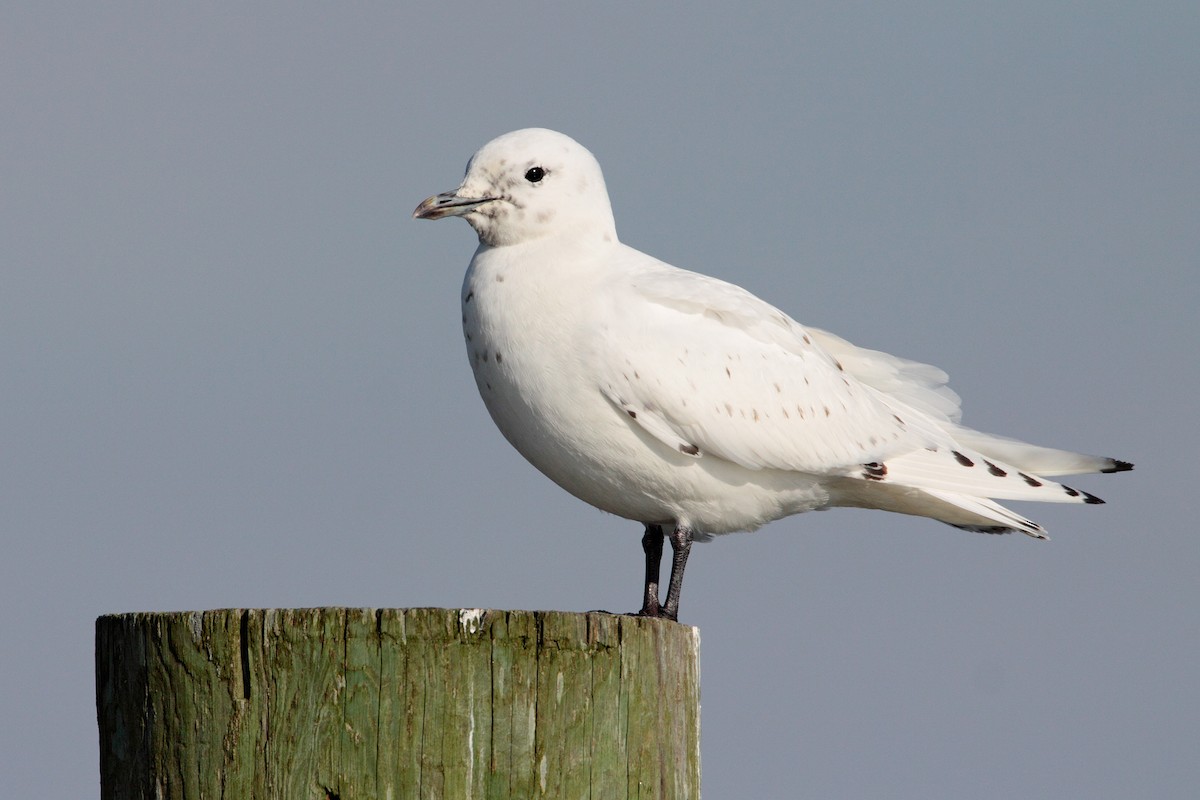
left=951, top=450, right=975, bottom=467
left=1082, top=490, right=1105, bottom=505
left=1019, top=472, right=1044, bottom=487
left=1062, top=485, right=1080, bottom=497
left=984, top=460, right=1008, bottom=477
left=679, top=443, right=700, bottom=456
left=1101, top=459, right=1134, bottom=473
left=626, top=409, right=637, bottom=419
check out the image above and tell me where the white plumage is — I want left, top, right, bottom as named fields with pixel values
left=414, top=128, right=1131, bottom=619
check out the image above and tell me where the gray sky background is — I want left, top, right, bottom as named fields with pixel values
left=3, top=3, right=1196, bottom=797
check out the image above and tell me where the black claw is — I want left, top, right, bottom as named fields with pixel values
left=634, top=605, right=677, bottom=621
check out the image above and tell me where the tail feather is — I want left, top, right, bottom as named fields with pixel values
left=950, top=427, right=1133, bottom=477
left=877, top=446, right=1104, bottom=505
left=920, top=489, right=1048, bottom=539
left=831, top=478, right=1048, bottom=538
left=837, top=439, right=1124, bottom=539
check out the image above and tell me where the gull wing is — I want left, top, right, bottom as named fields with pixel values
left=594, top=263, right=934, bottom=474
left=591, top=255, right=1125, bottom=534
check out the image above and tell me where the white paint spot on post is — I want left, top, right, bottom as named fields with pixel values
left=459, top=608, right=485, bottom=634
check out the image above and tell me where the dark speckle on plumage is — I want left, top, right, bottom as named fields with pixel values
left=863, top=462, right=888, bottom=481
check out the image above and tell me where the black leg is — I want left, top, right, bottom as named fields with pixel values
left=661, top=525, right=693, bottom=621
left=639, top=524, right=665, bottom=616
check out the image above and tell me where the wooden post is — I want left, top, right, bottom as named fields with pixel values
left=96, top=608, right=701, bottom=799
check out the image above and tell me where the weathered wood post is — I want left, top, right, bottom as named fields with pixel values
left=96, top=608, right=701, bottom=799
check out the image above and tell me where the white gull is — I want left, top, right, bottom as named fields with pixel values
left=414, top=128, right=1131, bottom=620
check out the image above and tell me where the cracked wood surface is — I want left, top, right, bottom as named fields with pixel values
left=96, top=608, right=701, bottom=799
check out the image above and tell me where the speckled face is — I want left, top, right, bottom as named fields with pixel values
left=416, top=128, right=618, bottom=248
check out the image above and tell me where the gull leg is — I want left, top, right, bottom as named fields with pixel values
left=638, top=524, right=665, bottom=616
left=661, top=525, right=693, bottom=621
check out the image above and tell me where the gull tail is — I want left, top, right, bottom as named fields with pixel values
left=950, top=426, right=1133, bottom=477
left=919, top=489, right=1049, bottom=538
left=839, top=443, right=1132, bottom=538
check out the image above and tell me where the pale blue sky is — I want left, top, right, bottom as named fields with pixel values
left=3, top=3, right=1196, bottom=796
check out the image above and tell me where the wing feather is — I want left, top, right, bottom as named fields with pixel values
left=595, top=265, right=930, bottom=474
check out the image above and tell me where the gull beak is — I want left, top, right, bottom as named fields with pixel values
left=412, top=191, right=497, bottom=220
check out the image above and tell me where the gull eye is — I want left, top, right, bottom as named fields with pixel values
left=524, top=166, right=546, bottom=183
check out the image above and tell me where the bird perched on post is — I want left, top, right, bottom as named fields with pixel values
left=414, top=128, right=1132, bottom=621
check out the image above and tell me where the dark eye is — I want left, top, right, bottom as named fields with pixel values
left=524, top=166, right=546, bottom=183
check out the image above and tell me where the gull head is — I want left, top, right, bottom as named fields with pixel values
left=413, top=128, right=618, bottom=248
